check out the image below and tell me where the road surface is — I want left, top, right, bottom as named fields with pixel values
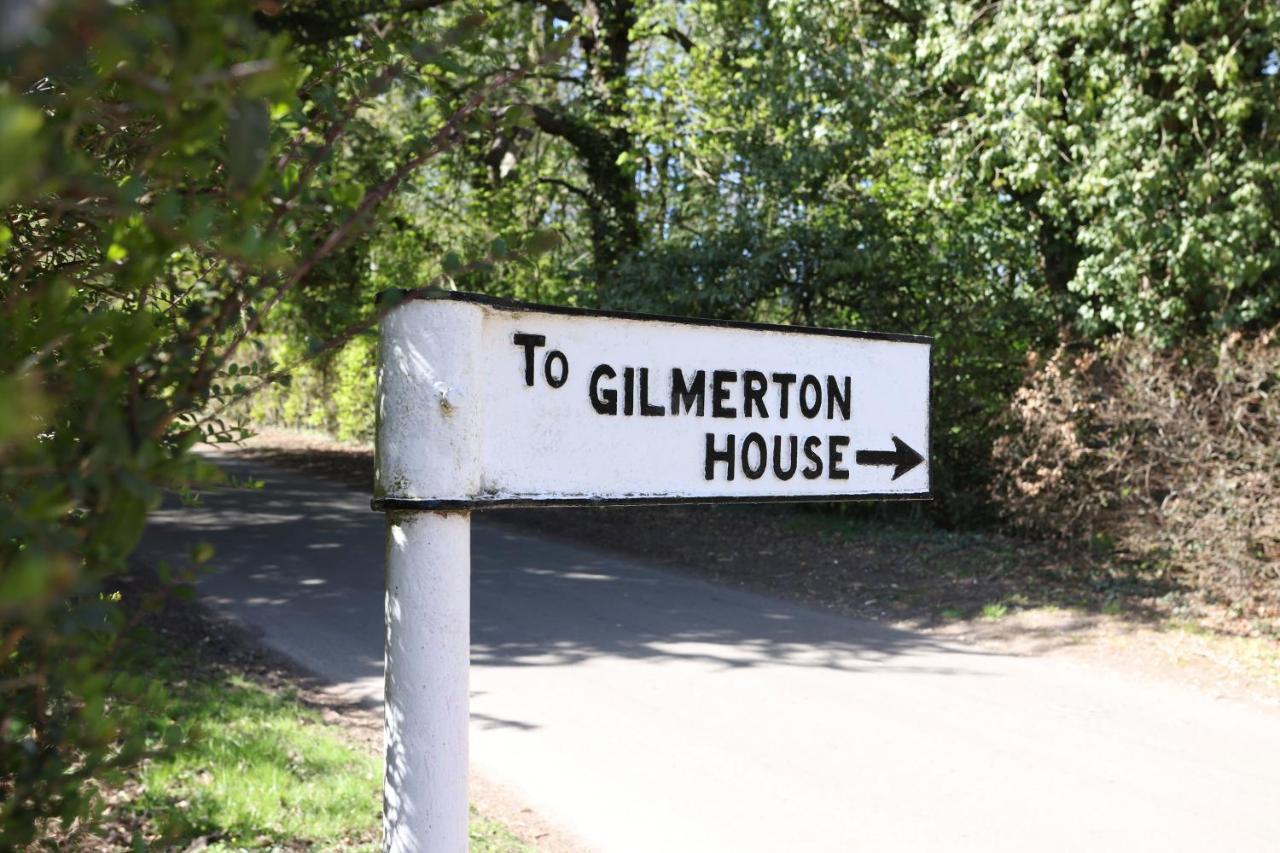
left=140, top=456, right=1280, bottom=852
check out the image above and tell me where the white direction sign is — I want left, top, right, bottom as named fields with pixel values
left=374, top=291, right=931, bottom=508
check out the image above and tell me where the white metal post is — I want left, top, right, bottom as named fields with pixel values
left=383, top=510, right=471, bottom=852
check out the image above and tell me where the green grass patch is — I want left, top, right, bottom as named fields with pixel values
left=130, top=673, right=381, bottom=850
left=117, top=637, right=532, bottom=851
left=980, top=602, right=1009, bottom=621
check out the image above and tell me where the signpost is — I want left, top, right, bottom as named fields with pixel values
left=373, top=290, right=931, bottom=851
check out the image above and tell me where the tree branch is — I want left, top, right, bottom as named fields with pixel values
left=662, top=27, right=694, bottom=52
left=538, top=176, right=593, bottom=200
left=530, top=103, right=608, bottom=162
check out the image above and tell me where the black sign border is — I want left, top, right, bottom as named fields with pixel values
left=373, top=288, right=933, bottom=510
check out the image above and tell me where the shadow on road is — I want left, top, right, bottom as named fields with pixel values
left=471, top=523, right=996, bottom=678
left=141, top=457, right=997, bottom=701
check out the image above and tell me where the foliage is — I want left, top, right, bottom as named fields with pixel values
left=126, top=643, right=530, bottom=850
left=922, top=0, right=1280, bottom=339
left=247, top=337, right=334, bottom=436
left=1, top=3, right=294, bottom=841
left=992, top=331, right=1279, bottom=620
left=0, top=0, right=557, bottom=842
left=258, top=0, right=581, bottom=343
left=239, top=333, right=377, bottom=443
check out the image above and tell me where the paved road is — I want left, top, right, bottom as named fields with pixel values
left=140, top=456, right=1280, bottom=852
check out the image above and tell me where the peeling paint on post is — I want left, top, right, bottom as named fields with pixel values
left=373, top=289, right=932, bottom=850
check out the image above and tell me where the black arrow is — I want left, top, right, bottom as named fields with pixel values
left=855, top=436, right=924, bottom=480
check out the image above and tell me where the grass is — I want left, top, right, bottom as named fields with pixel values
left=130, top=673, right=381, bottom=850
left=119, top=644, right=531, bottom=850
left=980, top=602, right=1009, bottom=620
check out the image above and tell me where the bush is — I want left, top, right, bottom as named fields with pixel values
left=1, top=3, right=294, bottom=842
left=992, top=333, right=1280, bottom=619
